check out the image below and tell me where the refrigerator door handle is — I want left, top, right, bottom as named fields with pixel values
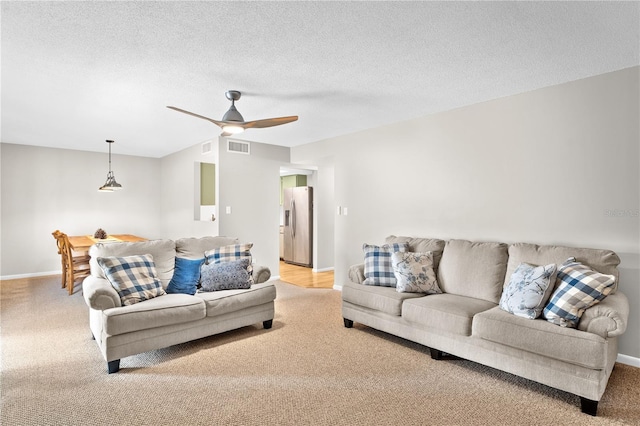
left=291, top=199, right=296, bottom=237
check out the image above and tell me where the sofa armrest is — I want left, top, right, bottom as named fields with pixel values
left=253, top=265, right=271, bottom=284
left=348, top=263, right=365, bottom=284
left=578, top=291, right=629, bottom=338
left=83, top=275, right=122, bottom=310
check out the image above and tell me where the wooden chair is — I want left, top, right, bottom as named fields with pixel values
left=52, top=230, right=91, bottom=295
left=52, top=230, right=68, bottom=289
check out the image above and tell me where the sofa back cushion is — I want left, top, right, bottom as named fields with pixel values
left=437, top=239, right=508, bottom=303
left=175, top=236, right=240, bottom=259
left=90, top=239, right=176, bottom=288
left=385, top=235, right=446, bottom=273
left=505, top=243, right=620, bottom=293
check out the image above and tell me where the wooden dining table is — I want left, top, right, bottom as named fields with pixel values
left=68, top=234, right=147, bottom=253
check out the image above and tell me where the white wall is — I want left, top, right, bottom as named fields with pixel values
left=159, top=140, right=220, bottom=239
left=0, top=143, right=163, bottom=277
left=292, top=66, right=640, bottom=358
left=217, top=138, right=291, bottom=277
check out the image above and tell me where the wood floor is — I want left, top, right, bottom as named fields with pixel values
left=279, top=261, right=334, bottom=289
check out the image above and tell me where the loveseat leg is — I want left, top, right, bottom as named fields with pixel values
left=429, top=348, right=443, bottom=360
left=263, top=319, right=273, bottom=329
left=580, top=397, right=598, bottom=416
left=107, top=359, right=120, bottom=374
left=343, top=318, right=353, bottom=328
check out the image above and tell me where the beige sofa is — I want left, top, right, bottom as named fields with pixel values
left=342, top=236, right=629, bottom=416
left=83, top=236, right=276, bottom=373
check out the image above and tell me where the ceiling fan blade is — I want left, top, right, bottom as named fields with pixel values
left=242, top=116, right=299, bottom=129
left=167, top=106, right=225, bottom=127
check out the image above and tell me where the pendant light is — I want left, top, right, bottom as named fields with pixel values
left=98, top=140, right=122, bottom=192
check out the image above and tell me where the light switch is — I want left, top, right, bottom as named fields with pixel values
left=343, top=207, right=348, bottom=216
left=336, top=206, right=342, bottom=215
left=225, top=206, right=232, bottom=214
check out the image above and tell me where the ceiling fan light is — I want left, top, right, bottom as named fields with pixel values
left=221, top=124, right=245, bottom=134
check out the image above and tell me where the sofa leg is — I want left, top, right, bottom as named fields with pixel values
left=107, top=359, right=120, bottom=374
left=580, top=397, right=598, bottom=416
left=263, top=319, right=273, bottom=329
left=429, top=348, right=443, bottom=360
left=343, top=318, right=353, bottom=328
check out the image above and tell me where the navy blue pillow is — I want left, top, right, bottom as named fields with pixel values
left=166, top=257, right=204, bottom=295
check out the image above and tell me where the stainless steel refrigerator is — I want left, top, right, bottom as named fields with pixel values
left=283, top=186, right=313, bottom=267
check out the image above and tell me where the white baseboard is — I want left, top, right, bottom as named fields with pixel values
left=1, top=271, right=60, bottom=281
left=312, top=266, right=335, bottom=273
left=333, top=284, right=343, bottom=291
left=617, top=353, right=640, bottom=368
left=269, top=275, right=281, bottom=281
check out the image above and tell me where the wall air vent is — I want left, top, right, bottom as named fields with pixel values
left=201, top=141, right=212, bottom=155
left=227, top=140, right=250, bottom=155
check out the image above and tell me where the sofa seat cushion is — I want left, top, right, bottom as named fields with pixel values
left=402, top=293, right=496, bottom=336
left=473, top=306, right=607, bottom=369
left=103, top=294, right=206, bottom=336
left=342, top=280, right=425, bottom=316
left=195, top=282, right=276, bottom=317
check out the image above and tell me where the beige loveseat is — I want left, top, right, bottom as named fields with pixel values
left=342, top=236, right=629, bottom=416
left=83, top=236, right=276, bottom=373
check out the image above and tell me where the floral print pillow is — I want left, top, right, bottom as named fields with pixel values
left=391, top=251, right=442, bottom=294
left=499, top=262, right=557, bottom=319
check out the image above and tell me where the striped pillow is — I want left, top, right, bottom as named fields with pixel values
left=97, top=254, right=166, bottom=306
left=204, top=243, right=254, bottom=284
left=543, top=257, right=615, bottom=328
left=363, top=242, right=410, bottom=287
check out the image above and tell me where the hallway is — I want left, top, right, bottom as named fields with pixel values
left=279, top=261, right=334, bottom=289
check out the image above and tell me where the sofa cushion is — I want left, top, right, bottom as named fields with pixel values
left=166, top=257, right=205, bottom=295
left=543, top=257, right=616, bottom=328
left=342, top=280, right=424, bottom=316
left=391, top=251, right=441, bottom=294
left=504, top=242, right=620, bottom=292
left=195, top=282, right=277, bottom=317
left=175, top=236, right=240, bottom=259
left=362, top=242, right=409, bottom=287
left=200, top=258, right=252, bottom=292
left=103, top=293, right=206, bottom=335
left=499, top=262, right=557, bottom=319
left=90, top=239, right=176, bottom=288
left=204, top=243, right=254, bottom=284
left=403, top=293, right=496, bottom=336
left=385, top=236, right=447, bottom=273
left=437, top=239, right=508, bottom=303
left=473, top=306, right=607, bottom=369
left=97, top=254, right=166, bottom=306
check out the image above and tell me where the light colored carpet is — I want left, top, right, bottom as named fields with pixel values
left=1, top=275, right=639, bottom=425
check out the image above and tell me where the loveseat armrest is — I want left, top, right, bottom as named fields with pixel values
left=348, top=264, right=365, bottom=284
left=83, top=275, right=122, bottom=311
left=253, top=265, right=271, bottom=284
left=578, top=291, right=629, bottom=338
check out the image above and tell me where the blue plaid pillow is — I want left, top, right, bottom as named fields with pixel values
left=204, top=243, right=254, bottom=284
left=543, top=257, right=615, bottom=328
left=363, top=242, right=410, bottom=287
left=97, top=254, right=166, bottom=306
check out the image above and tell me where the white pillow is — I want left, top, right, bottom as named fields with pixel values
left=499, top=262, right=557, bottom=319
left=391, top=251, right=442, bottom=294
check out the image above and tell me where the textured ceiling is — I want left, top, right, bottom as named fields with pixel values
left=2, top=1, right=638, bottom=158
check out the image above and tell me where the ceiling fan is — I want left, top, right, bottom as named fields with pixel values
left=167, top=90, right=298, bottom=136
